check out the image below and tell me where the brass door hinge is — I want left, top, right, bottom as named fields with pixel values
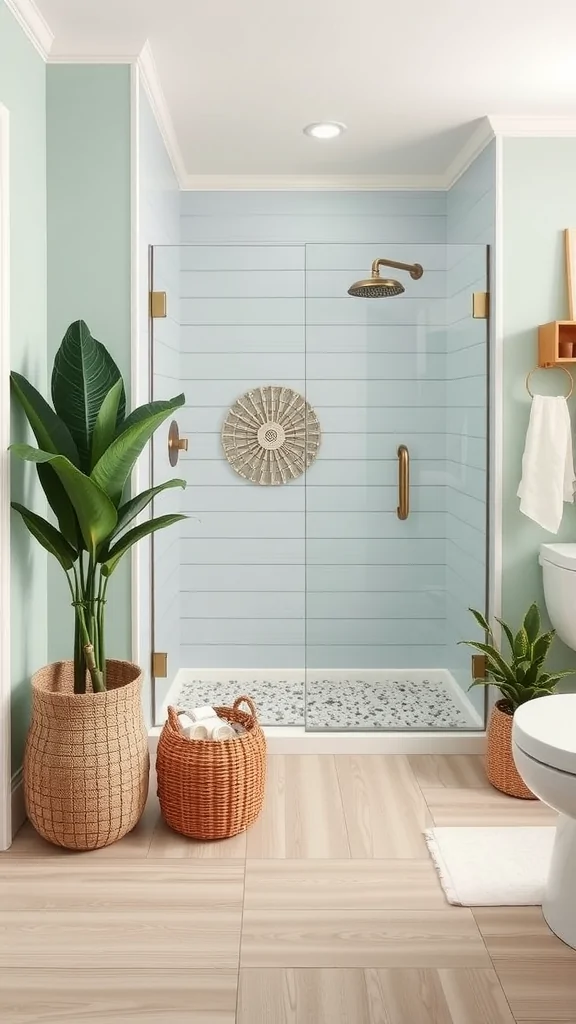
left=471, top=654, right=487, bottom=680
left=472, top=291, right=489, bottom=319
left=150, top=291, right=167, bottom=318
left=152, top=652, right=168, bottom=678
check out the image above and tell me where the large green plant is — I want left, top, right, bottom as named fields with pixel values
left=460, top=603, right=575, bottom=712
left=10, top=320, right=186, bottom=694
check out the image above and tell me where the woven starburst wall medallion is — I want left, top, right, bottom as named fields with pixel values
left=221, top=385, right=321, bottom=485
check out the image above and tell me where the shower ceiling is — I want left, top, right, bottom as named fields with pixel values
left=38, top=0, right=576, bottom=183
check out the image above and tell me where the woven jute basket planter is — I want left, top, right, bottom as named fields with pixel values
left=486, top=700, right=536, bottom=800
left=156, top=696, right=267, bottom=840
left=24, top=659, right=150, bottom=850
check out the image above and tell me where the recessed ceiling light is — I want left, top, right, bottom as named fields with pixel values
left=303, top=121, right=347, bottom=140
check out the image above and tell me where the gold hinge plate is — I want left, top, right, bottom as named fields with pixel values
left=152, top=651, right=168, bottom=678
left=150, top=291, right=167, bottom=318
left=471, top=654, right=487, bottom=680
left=472, top=291, right=490, bottom=319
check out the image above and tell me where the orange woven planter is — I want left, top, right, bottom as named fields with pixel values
left=24, top=660, right=150, bottom=850
left=156, top=697, right=267, bottom=840
left=486, top=700, right=536, bottom=800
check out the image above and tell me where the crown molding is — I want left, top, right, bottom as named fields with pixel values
left=48, top=53, right=139, bottom=64
left=182, top=173, right=447, bottom=191
left=4, top=0, right=53, bottom=60
left=488, top=115, right=576, bottom=137
left=136, top=40, right=187, bottom=187
left=443, top=117, right=495, bottom=189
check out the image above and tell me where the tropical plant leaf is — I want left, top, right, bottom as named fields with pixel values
left=36, top=463, right=80, bottom=550
left=495, top=616, right=515, bottom=656
left=91, top=394, right=186, bottom=506
left=51, top=320, right=125, bottom=472
left=468, top=607, right=491, bottom=634
left=10, top=371, right=79, bottom=465
left=458, top=639, right=516, bottom=683
left=90, top=378, right=125, bottom=470
left=523, top=602, right=541, bottom=644
left=106, top=479, right=186, bottom=543
left=11, top=502, right=77, bottom=570
left=115, top=395, right=185, bottom=438
left=513, top=627, right=530, bottom=660
left=9, top=444, right=117, bottom=555
left=100, top=513, right=186, bottom=577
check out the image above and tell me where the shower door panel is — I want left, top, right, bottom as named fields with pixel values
left=304, top=243, right=489, bottom=731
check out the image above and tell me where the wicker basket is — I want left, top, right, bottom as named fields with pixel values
left=24, top=660, right=150, bottom=850
left=156, top=697, right=267, bottom=840
left=486, top=700, right=536, bottom=799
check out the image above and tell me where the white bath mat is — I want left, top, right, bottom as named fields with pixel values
left=425, top=826, right=556, bottom=906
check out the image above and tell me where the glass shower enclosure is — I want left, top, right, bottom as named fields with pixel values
left=149, top=241, right=489, bottom=732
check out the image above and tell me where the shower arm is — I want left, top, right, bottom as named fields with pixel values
left=371, top=258, right=423, bottom=281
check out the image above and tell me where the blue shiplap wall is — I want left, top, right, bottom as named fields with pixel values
left=179, top=191, right=451, bottom=670
left=446, top=142, right=495, bottom=712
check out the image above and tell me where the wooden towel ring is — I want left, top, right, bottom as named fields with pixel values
left=525, top=365, right=574, bottom=400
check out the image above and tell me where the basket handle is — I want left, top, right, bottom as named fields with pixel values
left=233, top=695, right=258, bottom=720
left=167, top=706, right=185, bottom=733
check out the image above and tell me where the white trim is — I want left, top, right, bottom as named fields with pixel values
left=130, top=64, right=142, bottom=675
left=0, top=105, right=11, bottom=851
left=181, top=173, right=448, bottom=191
left=48, top=53, right=140, bottom=64
left=136, top=41, right=187, bottom=188
left=489, top=116, right=576, bottom=138
left=443, top=117, right=495, bottom=190
left=491, top=133, right=504, bottom=628
left=4, top=0, right=53, bottom=60
left=10, top=769, right=25, bottom=840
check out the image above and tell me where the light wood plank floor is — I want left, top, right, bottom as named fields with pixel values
left=1, top=754, right=573, bottom=1023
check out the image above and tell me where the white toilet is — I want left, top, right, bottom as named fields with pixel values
left=511, top=542, right=576, bottom=949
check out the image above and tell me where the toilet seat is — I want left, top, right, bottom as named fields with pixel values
left=513, top=695, right=576, bottom=776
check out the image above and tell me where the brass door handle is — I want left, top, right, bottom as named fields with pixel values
left=168, top=420, right=188, bottom=466
left=397, top=444, right=409, bottom=520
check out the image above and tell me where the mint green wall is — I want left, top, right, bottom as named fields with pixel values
left=502, top=137, right=576, bottom=676
left=46, top=64, right=132, bottom=666
left=0, top=4, right=48, bottom=774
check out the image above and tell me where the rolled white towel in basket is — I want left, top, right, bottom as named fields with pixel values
left=207, top=718, right=236, bottom=741
left=177, top=710, right=236, bottom=741
left=188, top=705, right=217, bottom=722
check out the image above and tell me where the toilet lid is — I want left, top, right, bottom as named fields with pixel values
left=513, top=695, right=576, bottom=775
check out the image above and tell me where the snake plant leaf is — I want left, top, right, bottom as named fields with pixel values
left=36, top=463, right=80, bottom=550
left=90, top=379, right=125, bottom=470
left=91, top=394, right=185, bottom=506
left=532, top=631, right=555, bottom=665
left=11, top=502, right=77, bottom=570
left=459, top=639, right=516, bottom=683
left=10, top=372, right=79, bottom=466
left=106, top=479, right=186, bottom=543
left=495, top=616, right=515, bottom=656
left=100, top=513, right=187, bottom=577
left=523, top=602, right=541, bottom=644
left=9, top=444, right=117, bottom=555
left=513, top=627, right=530, bottom=660
left=468, top=607, right=491, bottom=634
left=51, top=320, right=126, bottom=472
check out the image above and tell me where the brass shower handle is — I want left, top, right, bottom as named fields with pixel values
left=168, top=420, right=188, bottom=466
left=397, top=444, right=410, bottom=520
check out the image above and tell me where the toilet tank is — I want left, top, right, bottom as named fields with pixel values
left=540, top=544, right=576, bottom=652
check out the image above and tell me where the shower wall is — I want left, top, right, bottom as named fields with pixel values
left=178, top=191, right=450, bottom=671
left=446, top=143, right=495, bottom=711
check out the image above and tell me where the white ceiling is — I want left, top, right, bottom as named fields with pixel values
left=35, top=0, right=576, bottom=182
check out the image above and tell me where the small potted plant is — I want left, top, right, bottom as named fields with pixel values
left=10, top=320, right=186, bottom=849
left=460, top=603, right=575, bottom=799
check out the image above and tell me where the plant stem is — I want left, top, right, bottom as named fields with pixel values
left=71, top=565, right=86, bottom=694
left=97, top=571, right=107, bottom=688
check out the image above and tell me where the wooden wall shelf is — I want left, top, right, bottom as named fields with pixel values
left=538, top=321, right=576, bottom=365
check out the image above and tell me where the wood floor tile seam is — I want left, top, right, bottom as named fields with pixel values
left=236, top=849, right=248, bottom=1022
left=333, top=755, right=354, bottom=859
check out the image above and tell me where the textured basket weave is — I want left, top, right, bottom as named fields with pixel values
left=156, top=697, right=267, bottom=840
left=486, top=700, right=536, bottom=800
left=24, top=660, right=150, bottom=850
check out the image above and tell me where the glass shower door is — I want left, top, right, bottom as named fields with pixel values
left=303, top=242, right=489, bottom=731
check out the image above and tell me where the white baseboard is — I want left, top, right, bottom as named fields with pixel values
left=11, top=768, right=25, bottom=840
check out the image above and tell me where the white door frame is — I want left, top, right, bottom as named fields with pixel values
left=0, top=103, right=11, bottom=851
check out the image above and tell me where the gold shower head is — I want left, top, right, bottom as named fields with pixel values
left=348, top=258, right=424, bottom=298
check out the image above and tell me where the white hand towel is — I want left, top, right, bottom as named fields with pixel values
left=517, top=395, right=576, bottom=533
left=176, top=713, right=210, bottom=739
left=205, top=716, right=236, bottom=741
left=189, top=705, right=217, bottom=722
